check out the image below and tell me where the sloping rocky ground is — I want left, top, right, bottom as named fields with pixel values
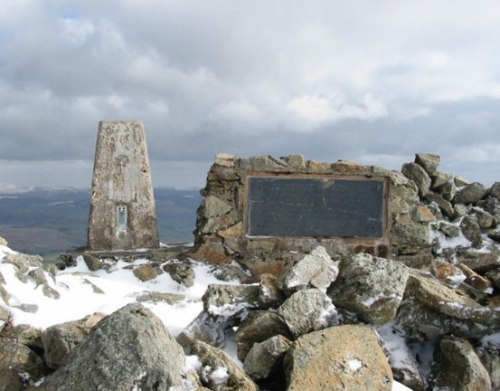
left=0, top=153, right=499, bottom=390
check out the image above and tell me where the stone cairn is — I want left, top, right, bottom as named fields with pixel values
left=0, top=153, right=499, bottom=391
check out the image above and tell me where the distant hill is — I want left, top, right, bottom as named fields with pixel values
left=0, top=187, right=202, bottom=258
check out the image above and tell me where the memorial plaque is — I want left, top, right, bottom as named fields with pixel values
left=246, top=176, right=385, bottom=238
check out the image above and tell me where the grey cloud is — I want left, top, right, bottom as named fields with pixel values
left=0, top=1, right=499, bottom=188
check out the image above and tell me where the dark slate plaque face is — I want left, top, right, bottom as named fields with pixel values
left=247, top=176, right=385, bottom=238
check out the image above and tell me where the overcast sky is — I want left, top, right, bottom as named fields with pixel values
left=0, top=1, right=499, bottom=189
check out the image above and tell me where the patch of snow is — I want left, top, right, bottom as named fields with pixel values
left=392, top=381, right=414, bottom=391
left=446, top=273, right=466, bottom=287
left=316, top=302, right=338, bottom=328
left=481, top=332, right=500, bottom=346
left=208, top=367, right=229, bottom=385
left=184, top=355, right=202, bottom=373
left=347, top=358, right=363, bottom=372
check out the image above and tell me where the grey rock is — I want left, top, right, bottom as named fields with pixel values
left=0, top=324, right=43, bottom=352
left=283, top=246, right=339, bottom=293
left=457, top=250, right=500, bottom=272
left=204, top=196, right=232, bottom=218
left=177, top=311, right=226, bottom=349
left=82, top=254, right=103, bottom=271
left=415, top=152, right=440, bottom=175
left=202, top=284, right=261, bottom=319
left=488, top=229, right=500, bottom=243
left=454, top=182, right=487, bottom=205
left=277, top=288, right=338, bottom=338
left=0, top=337, right=45, bottom=382
left=244, top=335, right=292, bottom=380
left=472, top=207, right=495, bottom=229
left=163, top=262, right=195, bottom=287
left=425, top=192, right=454, bottom=217
left=401, top=162, right=431, bottom=197
left=38, top=303, right=194, bottom=391
left=491, top=181, right=500, bottom=200
left=3, top=253, right=44, bottom=272
left=135, top=291, right=187, bottom=305
left=485, top=269, right=500, bottom=289
left=438, top=221, right=460, bottom=238
left=397, top=271, right=500, bottom=340
left=191, top=340, right=258, bottom=391
left=431, top=337, right=491, bottom=391
left=460, top=215, right=483, bottom=248
left=431, top=171, right=453, bottom=189
left=436, top=180, right=457, bottom=201
left=0, top=368, right=24, bottom=391
left=14, top=304, right=38, bottom=313
left=476, top=336, right=500, bottom=390
left=454, top=203, right=468, bottom=218
left=27, top=268, right=60, bottom=299
left=285, top=325, right=393, bottom=391
left=41, top=312, right=106, bottom=369
left=235, top=310, right=292, bottom=361
left=329, top=254, right=409, bottom=325
left=455, top=176, right=472, bottom=187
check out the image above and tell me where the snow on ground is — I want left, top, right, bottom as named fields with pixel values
left=0, top=244, right=414, bottom=390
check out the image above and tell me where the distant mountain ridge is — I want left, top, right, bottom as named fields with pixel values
left=0, top=187, right=201, bottom=258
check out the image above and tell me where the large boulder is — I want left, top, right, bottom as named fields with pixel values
left=285, top=325, right=393, bottom=390
left=37, top=303, right=195, bottom=391
left=191, top=340, right=258, bottom=391
left=41, top=312, right=106, bottom=369
left=397, top=271, right=500, bottom=340
left=328, top=254, right=409, bottom=325
left=283, top=246, right=339, bottom=293
left=277, top=288, right=338, bottom=338
left=431, top=337, right=491, bottom=391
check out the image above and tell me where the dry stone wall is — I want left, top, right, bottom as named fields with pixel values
left=191, top=153, right=429, bottom=275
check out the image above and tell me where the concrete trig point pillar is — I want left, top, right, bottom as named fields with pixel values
left=87, top=120, right=159, bottom=251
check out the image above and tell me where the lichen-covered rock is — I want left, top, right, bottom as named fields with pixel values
left=397, top=271, right=500, bottom=340
left=328, top=254, right=409, bottom=325
left=283, top=246, right=339, bottom=293
left=41, top=312, right=106, bottom=369
left=425, top=192, right=454, bottom=217
left=431, top=337, right=491, bottom=391
left=278, top=288, right=338, bottom=338
left=415, top=153, right=440, bottom=176
left=0, top=324, right=43, bottom=352
left=402, top=162, right=431, bottom=197
left=460, top=215, right=482, bottom=248
left=235, top=310, right=292, bottom=361
left=285, top=325, right=393, bottom=391
left=202, top=284, right=261, bottom=318
left=38, top=303, right=194, bottom=391
left=243, top=334, right=292, bottom=380
left=490, top=182, right=500, bottom=200
left=485, top=269, right=500, bottom=289
left=454, top=182, right=487, bottom=205
left=191, top=340, right=258, bottom=391
left=0, top=235, right=7, bottom=246
left=0, top=337, right=45, bottom=383
left=472, top=207, right=495, bottom=229
left=163, top=262, right=195, bottom=287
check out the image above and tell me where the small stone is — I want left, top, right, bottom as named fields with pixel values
left=402, top=162, right=431, bottom=197
left=454, top=182, right=487, bottom=205
left=163, top=263, right=195, bottom=287
left=454, top=203, right=468, bottom=218
left=472, top=207, right=495, bottom=229
left=425, top=192, right=454, bottom=217
left=432, top=171, right=453, bottom=189
left=436, top=180, right=457, bottom=201
left=457, top=263, right=493, bottom=293
left=455, top=176, right=472, bottom=187
left=215, top=153, right=238, bottom=167
left=438, top=222, right=460, bottom=238
left=244, top=335, right=292, bottom=380
left=413, top=205, right=435, bottom=222
left=490, top=182, right=500, bottom=200
left=415, top=153, right=440, bottom=175
left=460, top=216, right=482, bottom=248
left=133, top=264, right=159, bottom=282
left=83, top=254, right=103, bottom=271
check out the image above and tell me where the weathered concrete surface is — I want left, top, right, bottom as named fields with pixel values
left=87, top=120, right=159, bottom=251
